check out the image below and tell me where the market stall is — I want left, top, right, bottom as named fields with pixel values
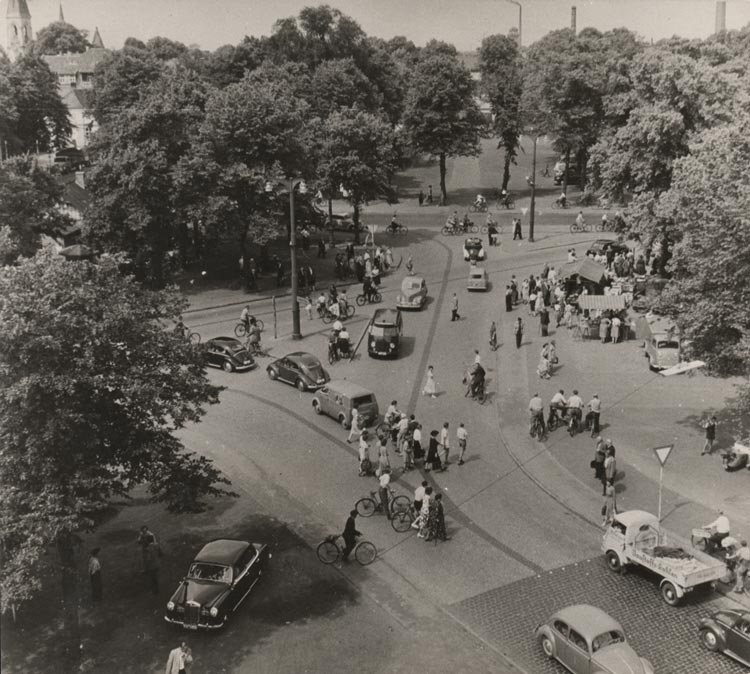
left=575, top=294, right=634, bottom=340
left=559, top=259, right=609, bottom=295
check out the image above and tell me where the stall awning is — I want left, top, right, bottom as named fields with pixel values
left=560, top=259, right=608, bottom=284
left=577, top=294, right=626, bottom=311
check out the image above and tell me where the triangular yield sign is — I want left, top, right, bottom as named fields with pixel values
left=653, top=444, right=674, bottom=467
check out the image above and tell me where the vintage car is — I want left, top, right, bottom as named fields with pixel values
left=586, top=239, right=629, bottom=258
left=267, top=352, right=329, bottom=391
left=396, top=275, right=428, bottom=310
left=636, top=313, right=681, bottom=371
left=368, top=308, right=403, bottom=358
left=205, top=337, right=256, bottom=372
left=165, top=539, right=269, bottom=630
left=467, top=266, right=489, bottom=292
left=535, top=604, right=654, bottom=674
left=312, top=380, right=379, bottom=429
left=463, top=237, right=486, bottom=262
left=699, top=609, right=750, bottom=667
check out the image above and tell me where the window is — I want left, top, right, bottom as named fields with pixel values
left=568, top=629, right=588, bottom=652
left=187, top=562, right=232, bottom=583
left=592, top=630, right=625, bottom=652
left=352, top=395, right=374, bottom=406
left=552, top=620, right=568, bottom=636
left=737, top=619, right=750, bottom=636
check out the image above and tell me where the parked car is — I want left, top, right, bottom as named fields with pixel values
left=463, top=237, right=485, bottom=262
left=205, top=337, right=255, bottom=372
left=586, top=239, right=629, bottom=257
left=699, top=608, right=750, bottom=667
left=267, top=352, right=329, bottom=391
left=535, top=604, right=654, bottom=674
left=312, top=380, right=379, bottom=429
left=397, top=275, right=428, bottom=310
left=368, top=308, right=403, bottom=358
left=467, top=266, right=489, bottom=292
left=165, top=539, right=269, bottom=630
left=636, top=313, right=681, bottom=371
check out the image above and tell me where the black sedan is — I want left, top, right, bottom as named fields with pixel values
left=165, top=539, right=269, bottom=630
left=205, top=337, right=255, bottom=372
left=267, top=352, right=329, bottom=391
left=699, top=608, right=750, bottom=667
left=586, top=239, right=629, bottom=257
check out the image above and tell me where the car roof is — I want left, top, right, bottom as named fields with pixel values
left=209, top=336, right=242, bottom=346
left=324, top=379, right=374, bottom=397
left=286, top=352, right=319, bottom=366
left=612, top=510, right=659, bottom=528
left=470, top=268, right=486, bottom=276
left=553, top=605, right=623, bottom=639
left=373, top=308, right=400, bottom=324
left=640, top=313, right=679, bottom=336
left=402, top=274, right=424, bottom=283
left=194, top=539, right=251, bottom=565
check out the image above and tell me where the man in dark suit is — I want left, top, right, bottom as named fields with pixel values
left=342, top=510, right=361, bottom=561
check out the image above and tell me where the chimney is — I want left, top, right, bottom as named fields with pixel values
left=571, top=6, right=577, bottom=34
left=75, top=170, right=85, bottom=189
left=715, top=1, right=726, bottom=32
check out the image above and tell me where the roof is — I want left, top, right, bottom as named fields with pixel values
left=613, top=510, right=659, bottom=529
left=576, top=295, right=626, bottom=311
left=6, top=0, right=31, bottom=18
left=91, top=27, right=104, bottom=48
left=469, top=267, right=487, bottom=277
left=42, top=48, right=110, bottom=76
left=560, top=259, right=608, bottom=284
left=61, top=182, right=91, bottom=212
left=62, top=87, right=96, bottom=109
left=287, top=352, right=319, bottom=366
left=209, top=336, right=242, bottom=346
left=195, top=539, right=250, bottom=565
left=638, top=312, right=678, bottom=336
left=373, top=308, right=400, bottom=324
left=553, top=605, right=623, bottom=640
left=324, top=380, right=374, bottom=397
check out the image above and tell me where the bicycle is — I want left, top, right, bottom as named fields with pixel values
left=321, top=304, right=355, bottom=324
left=469, top=202, right=489, bottom=213
left=327, top=341, right=351, bottom=364
left=245, top=339, right=270, bottom=358
left=530, top=414, right=546, bottom=441
left=175, top=324, right=201, bottom=344
left=355, top=291, right=382, bottom=306
left=480, top=224, right=503, bottom=235
left=356, top=487, right=411, bottom=520
left=316, top=534, right=377, bottom=565
left=387, top=223, right=408, bottom=235
left=567, top=410, right=582, bottom=437
left=234, top=318, right=265, bottom=338
left=441, top=224, right=460, bottom=236
left=570, top=221, right=590, bottom=234
left=495, top=196, right=515, bottom=210
left=551, top=199, right=570, bottom=210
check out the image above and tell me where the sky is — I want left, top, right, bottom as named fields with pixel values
left=8, top=0, right=750, bottom=52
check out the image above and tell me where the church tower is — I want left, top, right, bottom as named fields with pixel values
left=6, top=0, right=33, bottom=60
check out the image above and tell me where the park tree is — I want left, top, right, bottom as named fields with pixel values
left=146, top=35, right=187, bottom=61
left=402, top=50, right=485, bottom=203
left=86, top=67, right=210, bottom=285
left=654, top=118, right=750, bottom=381
left=309, top=57, right=377, bottom=116
left=0, top=250, right=227, bottom=672
left=479, top=34, right=523, bottom=190
left=0, top=156, right=72, bottom=263
left=0, top=54, right=70, bottom=154
left=32, top=21, right=89, bottom=55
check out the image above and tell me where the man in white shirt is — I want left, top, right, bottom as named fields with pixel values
left=457, top=423, right=469, bottom=465
left=439, top=422, right=450, bottom=469
left=165, top=642, right=192, bottom=674
left=529, top=393, right=545, bottom=435
left=378, top=470, right=391, bottom=519
left=586, top=394, right=601, bottom=435
left=567, top=389, right=584, bottom=427
left=413, top=481, right=427, bottom=513
left=358, top=430, right=370, bottom=475
left=396, top=413, right=409, bottom=456
left=347, top=407, right=361, bottom=443
left=705, top=510, right=730, bottom=550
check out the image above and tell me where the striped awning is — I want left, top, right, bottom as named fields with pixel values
left=576, top=294, right=626, bottom=311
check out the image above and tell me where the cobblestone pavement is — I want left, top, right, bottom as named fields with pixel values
left=448, top=556, right=747, bottom=674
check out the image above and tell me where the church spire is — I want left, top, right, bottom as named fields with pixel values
left=59, top=2, right=65, bottom=22
left=91, top=26, right=104, bottom=48
left=6, top=0, right=33, bottom=61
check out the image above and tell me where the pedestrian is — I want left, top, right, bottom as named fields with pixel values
left=521, top=278, right=529, bottom=304
left=586, top=394, right=601, bottom=435
left=413, top=481, right=427, bottom=514
left=426, top=430, right=441, bottom=471
left=358, top=431, right=371, bottom=476
left=378, top=470, right=392, bottom=519
left=422, top=365, right=437, bottom=398
left=299, top=266, right=308, bottom=289
left=548, top=340, right=558, bottom=372
left=701, top=415, right=717, bottom=455
left=418, top=189, right=425, bottom=207
left=307, top=264, right=316, bottom=290
left=274, top=256, right=284, bottom=286
left=457, top=423, right=468, bottom=465
left=510, top=275, right=519, bottom=304
left=611, top=315, right=621, bottom=343
left=412, top=423, right=424, bottom=462
left=347, top=407, right=362, bottom=443
left=439, top=422, right=450, bottom=469
left=514, top=317, right=524, bottom=348
left=592, top=437, right=606, bottom=480
left=450, top=293, right=460, bottom=321
left=304, top=295, right=313, bottom=320
left=143, top=535, right=160, bottom=595
left=165, top=641, right=193, bottom=674
left=427, top=184, right=434, bottom=204
left=417, top=487, right=433, bottom=538
left=512, top=217, right=523, bottom=240
left=137, top=525, right=157, bottom=571
left=317, top=238, right=326, bottom=258
left=540, top=307, right=550, bottom=337
left=341, top=510, right=361, bottom=561
left=603, top=447, right=616, bottom=495
left=426, top=493, right=448, bottom=542
left=600, top=315, right=611, bottom=343
left=730, top=540, right=750, bottom=594
left=88, top=547, right=102, bottom=603
left=505, top=285, right=513, bottom=312
left=377, top=437, right=390, bottom=475
left=601, top=484, right=617, bottom=527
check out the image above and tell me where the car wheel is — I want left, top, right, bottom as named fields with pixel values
left=661, top=581, right=680, bottom=606
left=223, top=361, right=234, bottom=373
left=540, top=635, right=555, bottom=658
left=312, top=399, right=321, bottom=414
left=296, top=379, right=306, bottom=392
left=700, top=628, right=719, bottom=652
left=339, top=414, right=350, bottom=429
left=606, top=550, right=622, bottom=573
left=267, top=367, right=278, bottom=380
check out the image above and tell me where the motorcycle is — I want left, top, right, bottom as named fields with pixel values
left=721, top=442, right=750, bottom=472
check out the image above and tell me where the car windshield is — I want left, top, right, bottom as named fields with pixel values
left=591, top=630, right=625, bottom=652
left=352, top=394, right=374, bottom=406
left=371, top=326, right=397, bottom=338
left=405, top=280, right=421, bottom=289
left=187, top=562, right=232, bottom=583
left=657, top=340, right=679, bottom=349
left=471, top=272, right=484, bottom=279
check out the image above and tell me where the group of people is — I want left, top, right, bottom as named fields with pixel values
left=410, top=482, right=448, bottom=542
left=529, top=389, right=603, bottom=438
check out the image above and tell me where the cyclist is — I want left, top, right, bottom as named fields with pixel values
left=337, top=288, right=349, bottom=316
left=173, top=318, right=188, bottom=339
left=388, top=212, right=400, bottom=234
left=529, top=392, right=545, bottom=436
left=328, top=300, right=341, bottom=322
left=486, top=213, right=499, bottom=246
left=555, top=192, right=567, bottom=208
left=327, top=329, right=339, bottom=361
left=567, top=389, right=584, bottom=432
left=240, top=305, right=255, bottom=331
left=332, top=318, right=344, bottom=334
left=446, top=210, right=459, bottom=233
left=341, top=509, right=362, bottom=561
left=461, top=213, right=473, bottom=233
left=601, top=213, right=609, bottom=229
left=702, top=510, right=731, bottom=553
left=469, top=362, right=486, bottom=399
left=337, top=327, right=351, bottom=358
left=575, top=210, right=586, bottom=229
left=363, top=276, right=375, bottom=303
left=316, top=291, right=328, bottom=316
left=473, top=193, right=487, bottom=210
left=548, top=389, right=567, bottom=427
left=247, top=318, right=262, bottom=354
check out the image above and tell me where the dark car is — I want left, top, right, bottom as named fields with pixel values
left=205, top=337, right=255, bottom=372
left=267, top=352, right=330, bottom=391
left=699, top=609, right=750, bottom=667
left=463, top=237, right=486, bottom=262
left=165, top=539, right=269, bottom=630
left=586, top=239, right=629, bottom=257
left=368, top=308, right=403, bottom=358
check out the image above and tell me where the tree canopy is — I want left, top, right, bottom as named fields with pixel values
left=32, top=21, right=89, bottom=55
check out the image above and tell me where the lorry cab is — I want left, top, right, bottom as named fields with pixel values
left=368, top=308, right=403, bottom=358
left=636, top=313, right=680, bottom=370
left=311, top=380, right=379, bottom=429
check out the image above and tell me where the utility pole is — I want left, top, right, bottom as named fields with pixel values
left=504, top=0, right=522, bottom=47
left=529, top=135, right=537, bottom=242
left=289, top=178, right=301, bottom=340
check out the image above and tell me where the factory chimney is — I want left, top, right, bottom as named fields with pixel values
left=715, top=0, right=726, bottom=32
left=571, top=6, right=577, bottom=34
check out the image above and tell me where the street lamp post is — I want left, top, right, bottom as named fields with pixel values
left=504, top=0, right=522, bottom=47
left=529, top=134, right=537, bottom=242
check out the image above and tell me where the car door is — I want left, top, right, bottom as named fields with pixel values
left=726, top=617, right=750, bottom=661
left=277, top=358, right=291, bottom=382
left=567, top=628, right=591, bottom=674
left=207, top=345, right=221, bottom=368
left=552, top=620, right=572, bottom=666
left=230, top=550, right=255, bottom=611
left=286, top=359, right=302, bottom=384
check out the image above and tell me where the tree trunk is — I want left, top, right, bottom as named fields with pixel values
left=562, top=147, right=571, bottom=195
left=328, top=197, right=335, bottom=245
left=352, top=202, right=360, bottom=245
left=176, top=220, right=189, bottom=268
left=57, top=535, right=81, bottom=674
left=502, top=151, right=512, bottom=192
left=439, top=153, right=447, bottom=205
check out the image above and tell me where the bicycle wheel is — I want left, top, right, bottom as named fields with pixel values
left=469, top=204, right=479, bottom=213
left=322, top=312, right=333, bottom=324
left=327, top=350, right=336, bottom=365
left=345, top=305, right=355, bottom=318
left=354, top=541, right=377, bottom=566
left=372, top=292, right=382, bottom=303
left=189, top=332, right=201, bottom=344
left=441, top=226, right=452, bottom=236
left=469, top=225, right=479, bottom=233
left=398, top=225, right=408, bottom=235
left=480, top=225, right=488, bottom=234
left=256, top=319, right=265, bottom=332
left=391, top=510, right=413, bottom=533
left=391, top=495, right=411, bottom=513
left=234, top=322, right=248, bottom=338
left=595, top=223, right=605, bottom=232
left=355, top=497, right=377, bottom=517
left=316, top=539, right=340, bottom=564
left=356, top=294, right=367, bottom=306
left=569, top=223, right=579, bottom=234
left=506, top=199, right=515, bottom=209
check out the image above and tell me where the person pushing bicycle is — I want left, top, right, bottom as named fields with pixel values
left=341, top=510, right=361, bottom=561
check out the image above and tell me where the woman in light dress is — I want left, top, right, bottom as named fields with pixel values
left=422, top=365, right=437, bottom=398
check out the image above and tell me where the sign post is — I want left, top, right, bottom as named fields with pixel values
left=652, top=444, right=674, bottom=522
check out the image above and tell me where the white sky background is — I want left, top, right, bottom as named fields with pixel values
left=12, top=0, right=750, bottom=51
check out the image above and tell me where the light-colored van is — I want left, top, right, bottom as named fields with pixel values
left=636, top=313, right=680, bottom=370
left=312, top=380, right=379, bottom=429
